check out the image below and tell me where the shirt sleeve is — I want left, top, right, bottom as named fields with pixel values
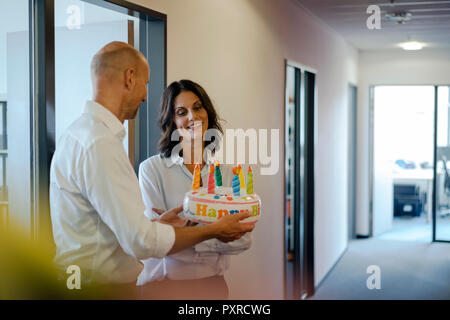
left=81, top=137, right=175, bottom=260
left=138, top=160, right=167, bottom=220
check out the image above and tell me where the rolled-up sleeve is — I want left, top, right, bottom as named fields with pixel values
left=138, top=161, right=167, bottom=220
left=82, top=137, right=175, bottom=260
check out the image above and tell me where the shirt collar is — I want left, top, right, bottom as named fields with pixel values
left=163, top=150, right=215, bottom=169
left=83, top=100, right=126, bottom=140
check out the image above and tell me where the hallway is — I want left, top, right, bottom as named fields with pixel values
left=310, top=230, right=450, bottom=299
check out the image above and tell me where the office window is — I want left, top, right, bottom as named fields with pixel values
left=53, top=0, right=166, bottom=170
left=0, top=101, right=7, bottom=224
left=1, top=0, right=166, bottom=237
left=54, top=0, right=140, bottom=156
left=0, top=0, right=31, bottom=229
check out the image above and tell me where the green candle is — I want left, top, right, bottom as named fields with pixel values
left=215, top=163, right=222, bottom=187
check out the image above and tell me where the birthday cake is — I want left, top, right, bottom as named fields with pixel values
left=181, top=164, right=261, bottom=224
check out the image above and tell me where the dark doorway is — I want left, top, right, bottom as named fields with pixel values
left=284, top=60, right=316, bottom=299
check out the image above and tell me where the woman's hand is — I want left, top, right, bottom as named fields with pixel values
left=153, top=206, right=187, bottom=227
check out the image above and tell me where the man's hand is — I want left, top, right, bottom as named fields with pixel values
left=167, top=211, right=255, bottom=255
left=212, top=211, right=255, bottom=242
left=153, top=206, right=187, bottom=227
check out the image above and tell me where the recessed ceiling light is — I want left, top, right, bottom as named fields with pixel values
left=399, top=41, right=424, bottom=51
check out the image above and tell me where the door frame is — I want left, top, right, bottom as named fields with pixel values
left=348, top=83, right=357, bottom=240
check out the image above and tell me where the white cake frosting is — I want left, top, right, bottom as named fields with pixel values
left=182, top=187, right=261, bottom=224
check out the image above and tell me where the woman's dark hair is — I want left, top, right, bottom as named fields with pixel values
left=158, top=80, right=224, bottom=158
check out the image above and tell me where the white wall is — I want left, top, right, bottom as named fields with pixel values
left=357, top=49, right=450, bottom=236
left=131, top=0, right=357, bottom=298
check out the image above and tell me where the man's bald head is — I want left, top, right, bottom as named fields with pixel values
left=90, top=41, right=150, bottom=123
left=91, top=41, right=148, bottom=79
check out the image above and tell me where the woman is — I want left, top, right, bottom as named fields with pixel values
left=137, top=80, right=251, bottom=299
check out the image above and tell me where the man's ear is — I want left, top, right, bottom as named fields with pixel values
left=124, top=67, right=136, bottom=90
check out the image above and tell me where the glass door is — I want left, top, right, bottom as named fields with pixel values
left=372, top=86, right=435, bottom=240
left=434, top=85, right=450, bottom=242
left=371, top=85, right=450, bottom=243
left=284, top=64, right=299, bottom=299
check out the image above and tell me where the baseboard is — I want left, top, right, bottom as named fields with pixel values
left=356, top=234, right=370, bottom=239
left=311, top=245, right=349, bottom=298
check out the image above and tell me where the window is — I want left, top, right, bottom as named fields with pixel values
left=0, top=0, right=166, bottom=237
left=0, top=0, right=31, bottom=230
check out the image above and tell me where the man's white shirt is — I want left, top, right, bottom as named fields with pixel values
left=50, top=101, right=175, bottom=284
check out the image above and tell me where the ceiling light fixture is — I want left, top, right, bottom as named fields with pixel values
left=399, top=41, right=424, bottom=51
left=385, top=12, right=412, bottom=24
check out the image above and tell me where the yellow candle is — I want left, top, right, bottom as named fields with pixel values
left=247, top=165, right=253, bottom=194
left=238, top=164, right=245, bottom=190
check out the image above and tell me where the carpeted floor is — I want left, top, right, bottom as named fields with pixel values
left=378, top=214, right=450, bottom=242
left=310, top=217, right=450, bottom=300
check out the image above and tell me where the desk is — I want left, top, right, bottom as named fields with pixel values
left=393, top=169, right=434, bottom=223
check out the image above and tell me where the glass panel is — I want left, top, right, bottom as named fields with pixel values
left=374, top=86, right=434, bottom=240
left=54, top=0, right=140, bottom=155
left=285, top=65, right=296, bottom=259
left=0, top=0, right=31, bottom=229
left=284, top=65, right=297, bottom=298
left=436, top=86, right=450, bottom=241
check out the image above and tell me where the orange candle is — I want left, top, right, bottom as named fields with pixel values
left=192, top=163, right=201, bottom=190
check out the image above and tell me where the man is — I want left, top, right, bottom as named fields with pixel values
left=50, top=41, right=253, bottom=298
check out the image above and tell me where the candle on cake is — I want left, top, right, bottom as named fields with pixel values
left=232, top=166, right=240, bottom=196
left=238, top=164, right=246, bottom=191
left=182, top=163, right=261, bottom=225
left=192, top=163, right=200, bottom=191
left=214, top=162, right=222, bottom=187
left=208, top=164, right=215, bottom=194
left=247, top=165, right=253, bottom=195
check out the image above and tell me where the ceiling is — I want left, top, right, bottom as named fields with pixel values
left=295, top=0, right=450, bottom=51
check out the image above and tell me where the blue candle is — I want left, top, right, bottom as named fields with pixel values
left=232, top=174, right=240, bottom=196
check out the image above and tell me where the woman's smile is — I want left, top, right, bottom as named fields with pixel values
left=186, top=121, right=203, bottom=131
